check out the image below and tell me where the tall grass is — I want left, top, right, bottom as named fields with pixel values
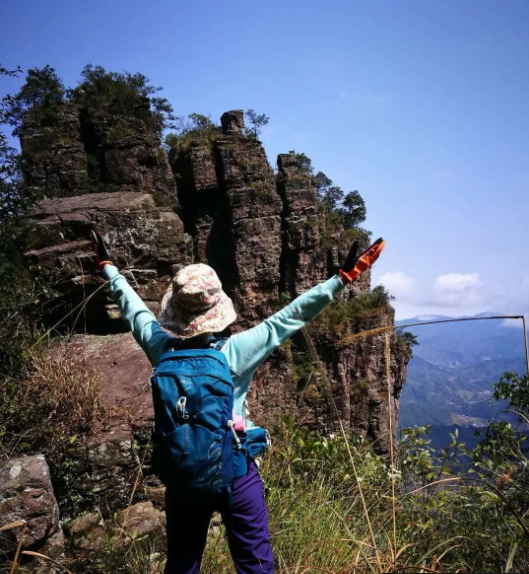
left=2, top=416, right=527, bottom=573
left=199, top=420, right=529, bottom=574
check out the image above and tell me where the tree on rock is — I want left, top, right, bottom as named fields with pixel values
left=0, top=65, right=65, bottom=136
left=72, top=64, right=175, bottom=133
left=315, top=170, right=367, bottom=229
left=341, top=190, right=366, bottom=228
left=244, top=109, right=269, bottom=140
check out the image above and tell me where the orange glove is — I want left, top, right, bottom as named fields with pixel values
left=339, top=237, right=385, bottom=284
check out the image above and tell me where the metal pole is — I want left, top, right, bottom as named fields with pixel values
left=523, top=316, right=529, bottom=379
left=397, top=314, right=524, bottom=331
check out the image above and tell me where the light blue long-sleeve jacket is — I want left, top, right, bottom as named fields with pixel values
left=102, top=265, right=345, bottom=422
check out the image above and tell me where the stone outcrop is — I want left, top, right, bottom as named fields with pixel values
left=20, top=106, right=407, bottom=443
left=23, top=191, right=191, bottom=331
left=20, top=103, right=177, bottom=207
left=276, top=151, right=328, bottom=296
left=53, top=427, right=140, bottom=520
left=65, top=502, right=165, bottom=551
left=0, top=456, right=64, bottom=566
left=171, top=110, right=283, bottom=326
left=20, top=103, right=87, bottom=199
left=220, top=110, right=245, bottom=135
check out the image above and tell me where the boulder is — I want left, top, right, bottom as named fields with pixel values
left=220, top=110, right=245, bottom=135
left=65, top=502, right=164, bottom=551
left=54, top=427, right=141, bottom=520
left=0, top=455, right=64, bottom=563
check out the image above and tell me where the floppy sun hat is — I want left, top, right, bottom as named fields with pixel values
left=159, top=263, right=237, bottom=338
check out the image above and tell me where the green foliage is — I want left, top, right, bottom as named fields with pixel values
left=0, top=65, right=65, bottom=135
left=315, top=170, right=367, bottom=230
left=0, top=63, right=22, bottom=154
left=1, top=65, right=29, bottom=218
left=0, top=146, right=27, bottom=219
left=396, top=329, right=419, bottom=356
left=186, top=112, right=216, bottom=132
left=0, top=63, right=22, bottom=78
left=315, top=170, right=342, bottom=212
left=492, top=371, right=529, bottom=414
left=342, top=190, right=367, bottom=228
left=44, top=406, right=529, bottom=572
left=0, top=67, right=43, bottom=381
left=244, top=108, right=269, bottom=139
left=204, top=417, right=529, bottom=573
left=295, top=152, right=313, bottom=173
left=73, top=64, right=175, bottom=133
left=164, top=112, right=221, bottom=152
left=1, top=64, right=175, bottom=145
left=311, top=285, right=394, bottom=339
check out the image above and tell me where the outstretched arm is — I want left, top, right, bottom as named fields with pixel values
left=91, top=231, right=173, bottom=366
left=222, top=238, right=385, bottom=379
left=102, top=266, right=173, bottom=366
left=222, top=275, right=345, bottom=378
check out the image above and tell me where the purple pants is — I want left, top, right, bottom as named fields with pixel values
left=164, top=461, right=274, bottom=574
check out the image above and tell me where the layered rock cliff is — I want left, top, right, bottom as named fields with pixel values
left=20, top=106, right=408, bottom=445
left=12, top=106, right=409, bottom=552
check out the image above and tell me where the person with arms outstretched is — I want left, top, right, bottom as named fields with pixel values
left=90, top=230, right=384, bottom=574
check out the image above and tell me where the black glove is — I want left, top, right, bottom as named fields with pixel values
left=342, top=241, right=360, bottom=274
left=90, top=230, right=113, bottom=270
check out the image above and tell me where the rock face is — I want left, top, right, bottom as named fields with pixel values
left=65, top=502, right=165, bottom=551
left=0, top=456, right=64, bottom=565
left=20, top=104, right=177, bottom=207
left=276, top=151, right=327, bottom=296
left=20, top=103, right=87, bottom=199
left=220, top=109, right=245, bottom=135
left=23, top=191, right=190, bottom=332
left=172, top=111, right=283, bottom=326
left=20, top=106, right=408, bottom=446
left=53, top=427, right=140, bottom=520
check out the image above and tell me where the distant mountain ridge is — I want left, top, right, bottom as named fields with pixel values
left=397, top=312, right=527, bottom=431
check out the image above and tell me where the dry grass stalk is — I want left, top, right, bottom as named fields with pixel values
left=21, top=551, right=74, bottom=574
left=9, top=522, right=27, bottom=574
left=301, top=328, right=382, bottom=572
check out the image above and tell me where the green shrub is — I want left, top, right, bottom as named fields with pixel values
left=310, top=285, right=394, bottom=339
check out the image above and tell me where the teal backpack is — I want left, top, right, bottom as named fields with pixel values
left=150, top=339, right=239, bottom=496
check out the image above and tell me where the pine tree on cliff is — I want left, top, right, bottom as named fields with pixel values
left=0, top=65, right=66, bottom=137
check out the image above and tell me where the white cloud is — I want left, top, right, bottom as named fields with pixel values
left=378, top=271, right=416, bottom=301
left=374, top=270, right=491, bottom=318
left=432, top=273, right=484, bottom=307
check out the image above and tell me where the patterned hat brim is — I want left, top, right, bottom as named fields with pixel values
left=159, top=289, right=237, bottom=338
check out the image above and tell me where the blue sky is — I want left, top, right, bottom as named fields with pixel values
left=2, top=0, right=529, bottom=319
